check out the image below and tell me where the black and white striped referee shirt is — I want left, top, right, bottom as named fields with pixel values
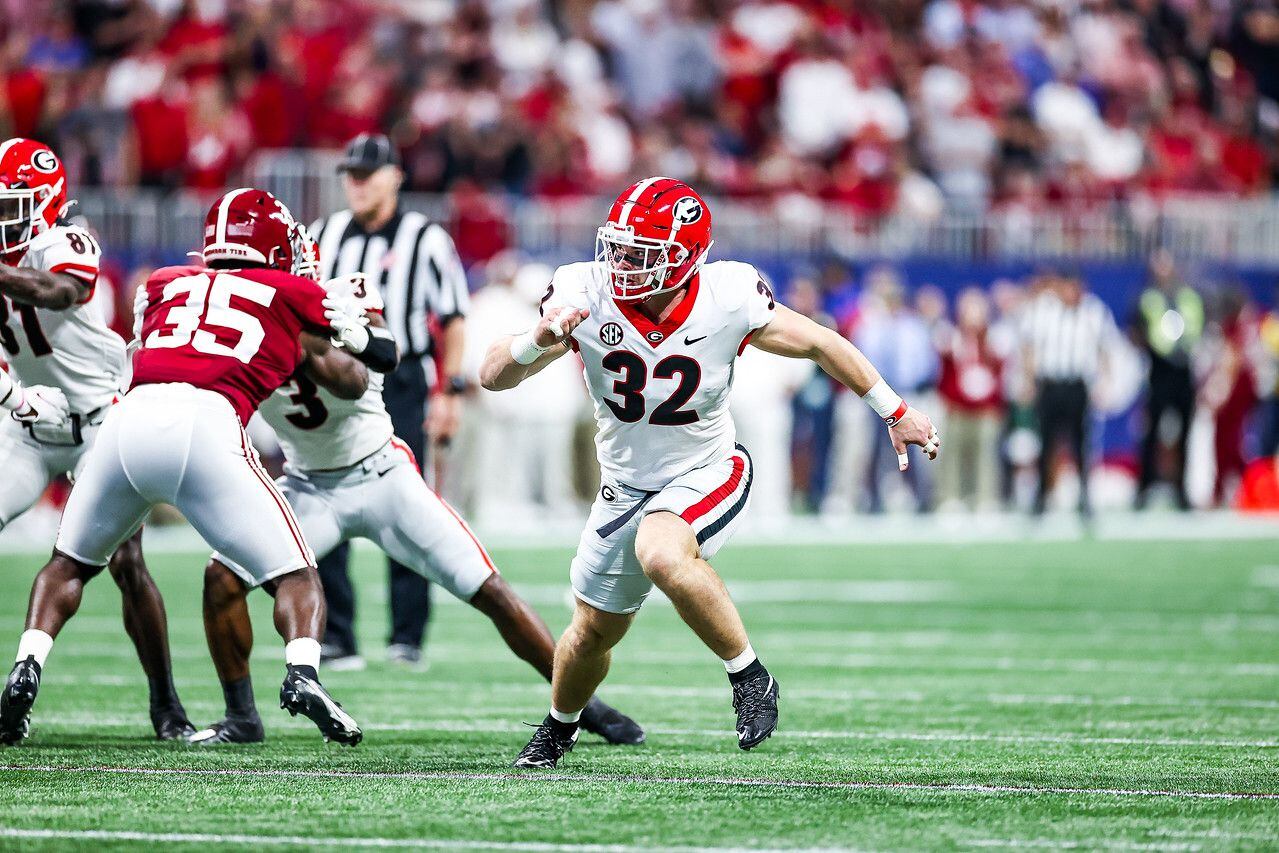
left=1020, top=290, right=1118, bottom=382
left=310, top=208, right=469, bottom=369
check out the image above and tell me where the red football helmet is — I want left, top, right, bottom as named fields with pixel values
left=202, top=187, right=309, bottom=275
left=596, top=176, right=713, bottom=301
left=0, top=138, right=70, bottom=261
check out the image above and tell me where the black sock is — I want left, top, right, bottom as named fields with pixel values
left=288, top=664, right=319, bottom=682
left=545, top=714, right=579, bottom=731
left=147, top=673, right=180, bottom=711
left=727, top=658, right=767, bottom=686
left=222, top=676, right=258, bottom=719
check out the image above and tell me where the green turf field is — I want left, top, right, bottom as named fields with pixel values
left=0, top=537, right=1276, bottom=850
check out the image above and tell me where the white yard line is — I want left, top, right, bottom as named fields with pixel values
left=25, top=714, right=1279, bottom=749
left=1, top=765, right=1275, bottom=801
left=0, top=828, right=842, bottom=852
left=47, top=643, right=1279, bottom=677
left=49, top=673, right=1279, bottom=712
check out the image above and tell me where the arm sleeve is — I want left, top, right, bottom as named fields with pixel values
left=422, top=225, right=470, bottom=320
left=32, top=227, right=101, bottom=297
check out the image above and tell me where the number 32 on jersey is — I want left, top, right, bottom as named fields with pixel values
left=602, top=351, right=701, bottom=426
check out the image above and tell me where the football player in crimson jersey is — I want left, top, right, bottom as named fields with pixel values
left=482, top=177, right=941, bottom=768
left=0, top=138, right=195, bottom=740
left=0, top=188, right=385, bottom=746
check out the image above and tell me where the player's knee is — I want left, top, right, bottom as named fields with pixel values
left=106, top=539, right=147, bottom=590
left=204, top=560, right=247, bottom=609
left=569, top=603, right=630, bottom=652
left=44, top=551, right=105, bottom=585
left=635, top=520, right=695, bottom=587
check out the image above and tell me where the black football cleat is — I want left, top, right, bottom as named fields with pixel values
left=151, top=704, right=197, bottom=741
left=186, top=715, right=265, bottom=746
left=580, top=697, right=645, bottom=745
left=279, top=665, right=362, bottom=745
left=512, top=716, right=579, bottom=769
left=732, top=670, right=779, bottom=750
left=0, top=657, right=41, bottom=746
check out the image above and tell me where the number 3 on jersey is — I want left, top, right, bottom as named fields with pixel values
left=602, top=351, right=701, bottom=426
left=145, top=273, right=274, bottom=363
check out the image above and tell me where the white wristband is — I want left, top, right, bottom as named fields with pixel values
left=510, top=331, right=550, bottom=365
left=862, top=379, right=907, bottom=424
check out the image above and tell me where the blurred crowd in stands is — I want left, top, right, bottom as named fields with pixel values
left=3, top=0, right=1278, bottom=214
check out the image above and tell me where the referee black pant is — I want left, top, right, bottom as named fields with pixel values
left=1137, top=360, right=1194, bottom=509
left=1033, top=378, right=1091, bottom=515
left=317, top=358, right=433, bottom=655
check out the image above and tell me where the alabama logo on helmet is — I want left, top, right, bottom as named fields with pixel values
left=672, top=196, right=703, bottom=225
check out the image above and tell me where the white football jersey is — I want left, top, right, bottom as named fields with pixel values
left=547, top=260, right=775, bottom=490
left=257, top=278, right=395, bottom=471
left=2, top=224, right=126, bottom=412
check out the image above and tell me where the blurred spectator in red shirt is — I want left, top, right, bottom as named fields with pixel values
left=937, top=287, right=1006, bottom=511
left=125, top=74, right=189, bottom=187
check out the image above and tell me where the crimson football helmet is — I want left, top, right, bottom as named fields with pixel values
left=0, top=138, right=70, bottom=261
left=596, top=176, right=713, bottom=301
left=202, top=187, right=310, bottom=275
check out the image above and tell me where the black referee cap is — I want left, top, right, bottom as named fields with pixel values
left=338, top=133, right=400, bottom=173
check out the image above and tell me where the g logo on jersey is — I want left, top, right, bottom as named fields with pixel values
left=672, top=196, right=703, bottom=225
left=601, top=485, right=616, bottom=502
left=646, top=330, right=664, bottom=344
left=600, top=322, right=624, bottom=346
left=30, top=150, right=59, bottom=174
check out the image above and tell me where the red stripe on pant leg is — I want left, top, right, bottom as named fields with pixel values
left=240, top=428, right=312, bottom=564
left=427, top=486, right=497, bottom=573
left=680, top=454, right=746, bottom=526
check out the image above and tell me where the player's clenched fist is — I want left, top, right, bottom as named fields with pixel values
left=535, top=307, right=590, bottom=347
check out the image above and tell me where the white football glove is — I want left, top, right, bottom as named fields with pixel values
left=132, top=283, right=149, bottom=341
left=324, top=293, right=371, bottom=353
left=12, top=385, right=71, bottom=426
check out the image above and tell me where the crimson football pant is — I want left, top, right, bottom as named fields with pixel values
left=317, top=359, right=432, bottom=654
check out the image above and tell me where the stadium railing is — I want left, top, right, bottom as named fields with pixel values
left=73, top=150, right=1279, bottom=266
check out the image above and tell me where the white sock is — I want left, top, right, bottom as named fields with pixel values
left=549, top=706, right=581, bottom=725
left=285, top=637, right=321, bottom=670
left=16, top=629, right=53, bottom=667
left=723, top=643, right=757, bottom=674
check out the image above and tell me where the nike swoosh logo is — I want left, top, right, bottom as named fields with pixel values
left=684, top=335, right=707, bottom=345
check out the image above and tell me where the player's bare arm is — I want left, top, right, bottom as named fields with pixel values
left=0, top=266, right=88, bottom=310
left=426, top=315, right=466, bottom=446
left=300, top=333, right=368, bottom=401
left=479, top=306, right=588, bottom=391
left=751, top=301, right=940, bottom=469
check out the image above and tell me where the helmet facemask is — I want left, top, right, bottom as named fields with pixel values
left=0, top=185, right=50, bottom=257
left=292, top=223, right=320, bottom=281
left=596, top=223, right=696, bottom=301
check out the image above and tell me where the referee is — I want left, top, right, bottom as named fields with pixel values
left=1020, top=270, right=1118, bottom=518
left=310, top=134, right=471, bottom=668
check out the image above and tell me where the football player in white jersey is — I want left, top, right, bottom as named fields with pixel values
left=193, top=262, right=643, bottom=746
left=482, top=177, right=940, bottom=767
left=0, top=139, right=193, bottom=740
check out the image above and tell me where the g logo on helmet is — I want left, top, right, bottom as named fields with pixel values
left=30, top=150, right=59, bottom=174
left=600, top=322, right=624, bottom=346
left=672, top=196, right=703, bottom=225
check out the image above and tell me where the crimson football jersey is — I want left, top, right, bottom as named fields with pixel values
left=131, top=265, right=330, bottom=423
